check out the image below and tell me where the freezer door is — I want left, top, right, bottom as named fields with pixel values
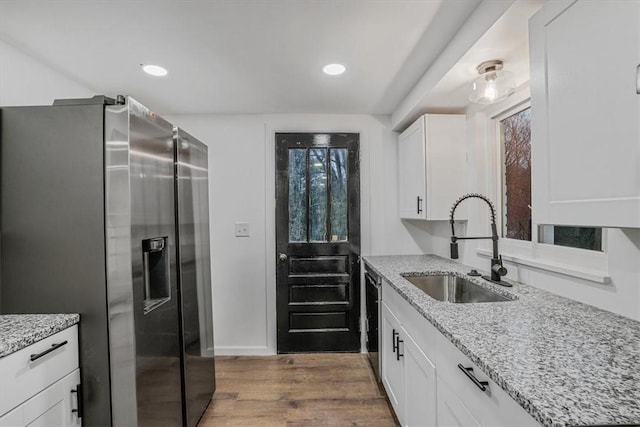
left=1, top=103, right=112, bottom=427
left=105, top=98, right=183, bottom=427
left=175, top=128, right=216, bottom=427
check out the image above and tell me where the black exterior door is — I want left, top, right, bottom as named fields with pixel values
left=276, top=133, right=360, bottom=353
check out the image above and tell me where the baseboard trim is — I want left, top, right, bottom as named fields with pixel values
left=214, top=345, right=274, bottom=356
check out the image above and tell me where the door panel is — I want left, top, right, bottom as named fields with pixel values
left=276, top=133, right=360, bottom=353
left=175, top=128, right=216, bottom=427
left=128, top=100, right=183, bottom=427
left=289, top=255, right=348, bottom=274
left=290, top=284, right=348, bottom=303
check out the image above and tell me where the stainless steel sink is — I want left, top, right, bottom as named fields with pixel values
left=402, top=274, right=514, bottom=303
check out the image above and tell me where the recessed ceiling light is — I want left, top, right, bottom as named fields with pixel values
left=323, top=63, right=346, bottom=76
left=141, top=64, right=168, bottom=77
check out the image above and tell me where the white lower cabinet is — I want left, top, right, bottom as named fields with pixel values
left=381, top=302, right=405, bottom=421
left=435, top=333, right=538, bottom=427
left=0, top=326, right=81, bottom=427
left=381, top=283, right=437, bottom=427
left=380, top=282, right=539, bottom=427
left=437, top=379, right=480, bottom=427
left=403, top=330, right=437, bottom=427
left=2, top=369, right=81, bottom=427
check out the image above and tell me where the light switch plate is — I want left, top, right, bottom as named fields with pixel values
left=235, top=222, right=250, bottom=237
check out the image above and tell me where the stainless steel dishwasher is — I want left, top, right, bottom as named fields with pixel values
left=365, top=268, right=381, bottom=381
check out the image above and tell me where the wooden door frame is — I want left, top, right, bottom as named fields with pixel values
left=264, top=121, right=371, bottom=355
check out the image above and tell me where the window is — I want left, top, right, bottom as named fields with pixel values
left=500, top=107, right=531, bottom=241
left=497, top=104, right=603, bottom=252
left=538, top=225, right=603, bottom=252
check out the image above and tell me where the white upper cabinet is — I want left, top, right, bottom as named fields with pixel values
left=398, top=114, right=467, bottom=220
left=529, top=0, right=640, bottom=228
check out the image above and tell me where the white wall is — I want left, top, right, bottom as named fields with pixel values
left=165, top=113, right=432, bottom=355
left=0, top=39, right=95, bottom=106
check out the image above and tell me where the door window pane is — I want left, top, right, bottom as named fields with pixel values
left=309, top=148, right=328, bottom=241
left=501, top=107, right=532, bottom=241
left=289, top=149, right=307, bottom=242
left=330, top=149, right=348, bottom=241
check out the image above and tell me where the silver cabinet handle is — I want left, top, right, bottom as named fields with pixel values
left=636, top=64, right=640, bottom=94
left=279, top=253, right=288, bottom=262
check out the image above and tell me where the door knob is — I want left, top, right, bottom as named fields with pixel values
left=279, top=253, right=288, bottom=262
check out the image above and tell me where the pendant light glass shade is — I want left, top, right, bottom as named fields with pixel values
left=469, top=60, right=516, bottom=104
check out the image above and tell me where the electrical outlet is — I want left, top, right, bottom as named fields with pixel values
left=234, top=222, right=250, bottom=237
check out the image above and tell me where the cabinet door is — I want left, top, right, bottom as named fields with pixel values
left=381, top=302, right=405, bottom=423
left=529, top=0, right=640, bottom=227
left=398, top=117, right=427, bottom=220
left=0, top=407, right=24, bottom=427
left=12, top=369, right=81, bottom=427
left=424, top=115, right=467, bottom=221
left=403, top=329, right=436, bottom=427
left=61, top=369, right=81, bottom=427
left=25, top=403, right=64, bottom=427
left=436, top=379, right=480, bottom=427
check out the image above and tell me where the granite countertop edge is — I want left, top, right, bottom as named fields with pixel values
left=363, top=254, right=640, bottom=427
left=0, top=314, right=80, bottom=358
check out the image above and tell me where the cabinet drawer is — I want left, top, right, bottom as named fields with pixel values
left=435, top=332, right=538, bottom=427
left=382, top=280, right=437, bottom=363
left=0, top=325, right=79, bottom=416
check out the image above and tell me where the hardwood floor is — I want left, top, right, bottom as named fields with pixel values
left=198, top=353, right=398, bottom=426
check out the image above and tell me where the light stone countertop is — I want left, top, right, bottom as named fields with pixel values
left=364, top=254, right=640, bottom=427
left=0, top=314, right=80, bottom=358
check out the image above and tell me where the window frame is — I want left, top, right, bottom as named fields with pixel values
left=477, top=85, right=609, bottom=280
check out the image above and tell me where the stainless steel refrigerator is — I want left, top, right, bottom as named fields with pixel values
left=0, top=96, right=215, bottom=427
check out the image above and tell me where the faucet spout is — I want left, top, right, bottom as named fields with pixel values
left=449, top=193, right=511, bottom=287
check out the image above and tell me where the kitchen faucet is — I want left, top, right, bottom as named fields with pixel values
left=449, top=193, right=511, bottom=287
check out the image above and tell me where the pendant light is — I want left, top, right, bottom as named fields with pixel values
left=469, top=60, right=516, bottom=104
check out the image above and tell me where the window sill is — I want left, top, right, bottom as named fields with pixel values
left=476, top=248, right=611, bottom=284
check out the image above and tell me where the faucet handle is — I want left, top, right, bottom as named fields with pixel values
left=450, top=242, right=459, bottom=259
left=492, top=257, right=508, bottom=277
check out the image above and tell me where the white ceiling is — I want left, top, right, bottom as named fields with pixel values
left=0, top=0, right=483, bottom=116
left=417, top=0, right=544, bottom=114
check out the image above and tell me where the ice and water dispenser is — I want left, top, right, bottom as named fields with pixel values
left=142, top=237, right=170, bottom=314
